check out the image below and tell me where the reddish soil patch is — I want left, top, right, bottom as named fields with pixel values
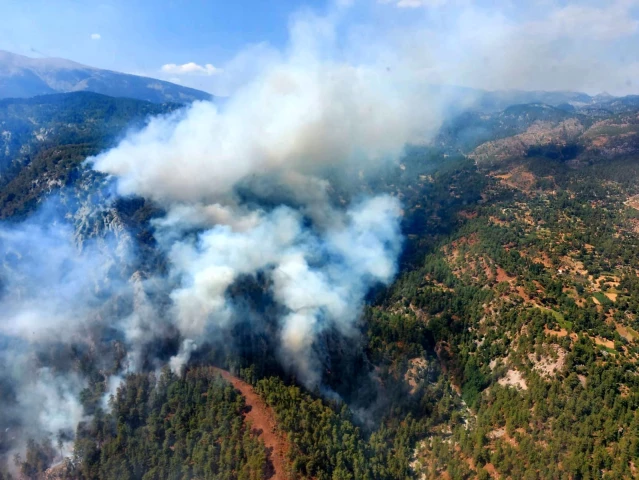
left=493, top=168, right=537, bottom=192
left=594, top=337, right=615, bottom=349
left=627, top=195, right=639, bottom=210
left=212, top=368, right=290, bottom=480
left=516, top=286, right=534, bottom=303
left=537, top=253, right=553, bottom=268
left=496, top=266, right=515, bottom=283
left=489, top=215, right=508, bottom=226
left=617, top=324, right=638, bottom=342
left=629, top=218, right=639, bottom=234
left=484, top=462, right=499, bottom=478
left=591, top=136, right=609, bottom=148
left=458, top=210, right=477, bottom=220
left=544, top=328, right=578, bottom=341
left=447, top=233, right=479, bottom=251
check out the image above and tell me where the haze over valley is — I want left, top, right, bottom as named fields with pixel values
left=1, top=1, right=639, bottom=479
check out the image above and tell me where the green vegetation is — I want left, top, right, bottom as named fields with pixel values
left=65, top=367, right=268, bottom=480
left=11, top=146, right=639, bottom=480
left=254, top=375, right=439, bottom=480
left=375, top=152, right=639, bottom=478
left=4, top=95, right=639, bottom=478
left=0, top=92, right=178, bottom=218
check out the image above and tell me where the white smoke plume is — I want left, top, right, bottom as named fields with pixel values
left=0, top=221, right=119, bottom=340
left=3, top=0, right=634, bottom=470
left=0, top=200, right=146, bottom=468
left=17, top=369, right=87, bottom=457
left=0, top=7, right=422, bottom=465
left=90, top=10, right=427, bottom=385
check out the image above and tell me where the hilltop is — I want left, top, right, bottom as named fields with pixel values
left=0, top=50, right=212, bottom=104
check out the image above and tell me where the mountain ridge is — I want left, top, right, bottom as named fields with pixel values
left=0, top=50, right=212, bottom=104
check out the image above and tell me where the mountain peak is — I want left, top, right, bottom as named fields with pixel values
left=0, top=50, right=90, bottom=71
left=0, top=50, right=212, bottom=104
left=594, top=91, right=615, bottom=100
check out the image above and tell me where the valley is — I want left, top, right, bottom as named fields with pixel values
left=2, top=78, right=639, bottom=480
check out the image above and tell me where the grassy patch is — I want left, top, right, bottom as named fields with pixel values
left=537, top=306, right=572, bottom=330
left=620, top=325, right=639, bottom=340
left=593, top=292, right=612, bottom=306
left=598, top=345, right=617, bottom=355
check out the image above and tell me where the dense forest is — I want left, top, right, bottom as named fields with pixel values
left=0, top=92, right=178, bottom=219
left=3, top=93, right=639, bottom=479
left=46, top=152, right=639, bottom=479
left=13, top=369, right=270, bottom=480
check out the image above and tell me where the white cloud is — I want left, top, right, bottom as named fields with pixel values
left=161, top=62, right=222, bottom=76
left=90, top=33, right=101, bottom=40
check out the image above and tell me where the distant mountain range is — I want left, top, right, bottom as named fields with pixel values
left=437, top=95, right=639, bottom=158
left=0, top=50, right=212, bottom=104
left=430, top=85, right=626, bottom=115
left=1, top=49, right=633, bottom=115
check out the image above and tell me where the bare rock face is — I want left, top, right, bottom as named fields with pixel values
left=469, top=111, right=639, bottom=165
left=581, top=112, right=639, bottom=159
left=470, top=119, right=585, bottom=163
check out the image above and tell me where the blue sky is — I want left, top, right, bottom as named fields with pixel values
left=0, top=0, right=326, bottom=71
left=2, top=0, right=639, bottom=95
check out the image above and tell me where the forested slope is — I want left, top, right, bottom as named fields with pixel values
left=3, top=95, right=639, bottom=479
left=65, top=151, right=639, bottom=479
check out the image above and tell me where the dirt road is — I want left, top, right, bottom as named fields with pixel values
left=212, top=367, right=290, bottom=480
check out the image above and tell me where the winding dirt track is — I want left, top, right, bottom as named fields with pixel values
left=211, top=367, right=290, bottom=480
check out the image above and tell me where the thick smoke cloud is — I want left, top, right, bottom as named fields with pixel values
left=183, top=1, right=639, bottom=98
left=157, top=195, right=402, bottom=383
left=92, top=65, right=428, bottom=205
left=90, top=10, right=428, bottom=385
left=0, top=199, right=141, bottom=465
left=0, top=216, right=121, bottom=341
left=0, top=8, right=424, bottom=466
left=7, top=0, right=634, bottom=470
